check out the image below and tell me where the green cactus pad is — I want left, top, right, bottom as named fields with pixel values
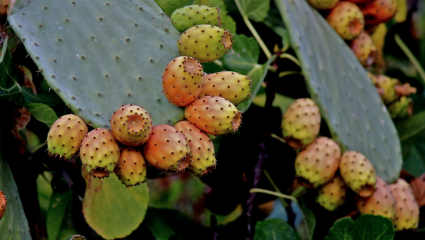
left=275, top=0, right=402, bottom=182
left=8, top=0, right=184, bottom=128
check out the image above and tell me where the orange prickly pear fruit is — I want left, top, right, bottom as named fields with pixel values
left=326, top=2, right=365, bottom=40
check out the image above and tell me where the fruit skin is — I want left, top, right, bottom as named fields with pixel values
left=339, top=151, right=377, bottom=197
left=356, top=176, right=396, bottom=220
left=115, top=147, right=148, bottom=187
left=326, top=2, right=365, bottom=40
left=174, top=121, right=216, bottom=176
left=199, top=71, right=252, bottom=105
left=110, top=104, right=153, bottom=147
left=281, top=98, right=321, bottom=149
left=47, top=114, right=88, bottom=160
left=171, top=5, right=220, bottom=32
left=80, top=128, right=120, bottom=178
left=349, top=31, right=377, bottom=67
left=360, top=0, right=397, bottom=25
left=295, top=137, right=341, bottom=188
left=143, top=125, right=192, bottom=172
left=307, top=0, right=339, bottom=10
left=177, top=24, right=233, bottom=63
left=162, top=56, right=204, bottom=107
left=374, top=75, right=398, bottom=104
left=390, top=178, right=420, bottom=231
left=316, top=175, right=347, bottom=211
left=387, top=97, right=413, bottom=120
left=185, top=96, right=242, bottom=135
left=0, top=189, right=6, bottom=220
left=346, top=0, right=373, bottom=3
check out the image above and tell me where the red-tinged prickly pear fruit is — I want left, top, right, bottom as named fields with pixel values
left=375, top=75, right=398, bottom=104
left=162, top=56, right=204, bottom=107
left=326, top=2, right=365, bottom=40
left=80, top=128, right=120, bottom=178
left=47, top=114, right=88, bottom=160
left=390, top=178, right=420, bottom=231
left=115, top=148, right=148, bottom=187
left=185, top=96, right=242, bottom=135
left=143, top=125, right=192, bottom=172
left=199, top=71, right=252, bottom=105
left=171, top=5, right=221, bottom=32
left=282, top=98, right=321, bottom=149
left=295, top=137, right=341, bottom=188
left=307, top=0, right=339, bottom=10
left=177, top=24, right=233, bottom=63
left=110, top=104, right=153, bottom=146
left=387, top=97, right=413, bottom=120
left=349, top=31, right=377, bottom=67
left=339, top=151, right=377, bottom=197
left=360, top=0, right=397, bottom=25
left=316, top=175, right=347, bottom=211
left=174, top=121, right=216, bottom=176
left=356, top=176, right=396, bottom=220
left=0, top=190, right=6, bottom=220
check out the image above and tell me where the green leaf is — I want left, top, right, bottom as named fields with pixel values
left=0, top=122, right=32, bottom=240
left=396, top=111, right=425, bottom=158
left=47, top=190, right=72, bottom=240
left=24, top=103, right=58, bottom=127
left=82, top=170, right=149, bottom=239
left=297, top=198, right=315, bottom=240
left=237, top=0, right=270, bottom=22
left=403, top=144, right=425, bottom=177
left=325, top=218, right=354, bottom=240
left=254, top=218, right=300, bottom=240
left=274, top=0, right=402, bottom=182
left=155, top=0, right=194, bottom=16
left=253, top=92, right=295, bottom=113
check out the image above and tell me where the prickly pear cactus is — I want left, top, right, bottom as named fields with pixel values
left=275, top=0, right=402, bottom=183
left=8, top=0, right=184, bottom=128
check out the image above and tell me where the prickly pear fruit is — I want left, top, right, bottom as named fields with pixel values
left=282, top=98, right=321, bottom=149
left=115, top=148, right=148, bottom=187
left=185, top=96, right=242, bottom=135
left=162, top=56, right=204, bottom=107
left=307, top=0, right=339, bottom=10
left=326, top=2, right=365, bottom=40
left=295, top=137, right=341, bottom=188
left=174, top=121, right=216, bottom=176
left=340, top=151, right=377, bottom=197
left=171, top=5, right=221, bottom=32
left=316, top=175, right=347, bottom=211
left=177, top=24, right=233, bottom=63
left=356, top=176, right=396, bottom=220
left=360, top=0, right=397, bottom=25
left=80, top=128, right=120, bottom=178
left=68, top=235, right=86, bottom=240
left=375, top=75, right=398, bottom=104
left=390, top=178, right=420, bottom=231
left=199, top=71, right=252, bottom=105
left=349, top=31, right=377, bottom=67
left=346, top=0, right=373, bottom=3
left=0, top=189, right=6, bottom=220
left=388, top=97, right=413, bottom=120
left=143, top=125, right=191, bottom=172
left=110, top=104, right=153, bottom=146
left=47, top=114, right=88, bottom=160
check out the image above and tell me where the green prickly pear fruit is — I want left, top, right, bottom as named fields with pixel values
left=199, top=71, right=252, bottom=105
left=47, top=114, right=88, bottom=160
left=174, top=121, right=216, bottom=176
left=282, top=98, right=321, bottom=149
left=389, top=178, right=420, bottom=231
left=185, top=96, right=242, bottom=135
left=115, top=147, right=148, bottom=187
left=349, top=31, right=377, bottom=67
left=177, top=24, right=233, bottom=63
left=295, top=137, right=341, bottom=188
left=0, top=189, right=6, bottom=220
left=80, top=128, right=120, bottom=178
left=316, top=175, right=347, bottom=211
left=356, top=176, right=396, bottom=220
left=307, top=0, right=339, bottom=10
left=143, top=125, right=192, bottom=172
left=340, top=151, right=377, bottom=197
left=387, top=97, right=413, bottom=119
left=110, top=104, right=153, bottom=147
left=170, top=5, right=221, bottom=32
left=162, top=56, right=204, bottom=107
left=375, top=75, right=398, bottom=104
left=326, top=2, right=365, bottom=40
